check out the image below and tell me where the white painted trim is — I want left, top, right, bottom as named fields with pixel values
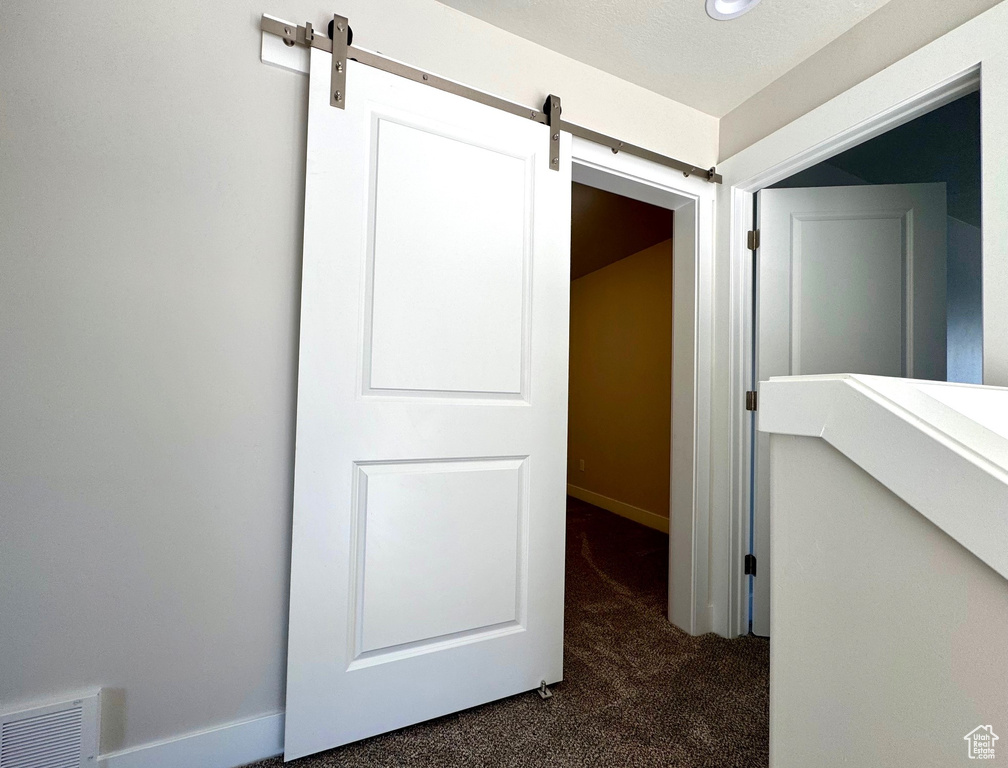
left=716, top=1, right=1008, bottom=637
left=728, top=185, right=754, bottom=639
left=567, top=484, right=670, bottom=534
left=571, top=135, right=717, bottom=636
left=98, top=712, right=283, bottom=768
left=758, top=374, right=1008, bottom=582
left=722, top=67, right=980, bottom=193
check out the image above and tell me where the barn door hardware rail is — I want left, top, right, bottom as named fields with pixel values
left=260, top=14, right=722, bottom=183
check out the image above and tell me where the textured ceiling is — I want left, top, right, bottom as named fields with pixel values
left=571, top=183, right=671, bottom=280
left=435, top=0, right=894, bottom=116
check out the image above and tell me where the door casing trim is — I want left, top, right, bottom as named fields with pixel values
left=571, top=136, right=717, bottom=635
left=720, top=65, right=981, bottom=638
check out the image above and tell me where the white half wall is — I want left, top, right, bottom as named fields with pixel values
left=769, top=435, right=1008, bottom=767
left=0, top=0, right=717, bottom=761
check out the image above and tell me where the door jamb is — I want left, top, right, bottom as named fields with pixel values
left=570, top=136, right=717, bottom=635
left=723, top=66, right=981, bottom=638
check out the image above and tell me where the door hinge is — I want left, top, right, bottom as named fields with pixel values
left=747, top=229, right=760, bottom=251
left=744, top=553, right=757, bottom=576
left=538, top=680, right=553, bottom=700
left=745, top=390, right=758, bottom=411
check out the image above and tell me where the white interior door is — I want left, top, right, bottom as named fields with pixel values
left=752, top=183, right=947, bottom=636
left=285, top=48, right=572, bottom=759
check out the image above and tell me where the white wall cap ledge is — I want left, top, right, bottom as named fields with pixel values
left=759, top=374, right=1008, bottom=581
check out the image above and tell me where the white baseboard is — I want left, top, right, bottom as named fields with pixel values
left=567, top=484, right=670, bottom=533
left=94, top=488, right=663, bottom=768
left=99, top=711, right=283, bottom=768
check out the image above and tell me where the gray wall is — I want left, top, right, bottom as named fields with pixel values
left=0, top=0, right=304, bottom=752
left=0, top=0, right=715, bottom=755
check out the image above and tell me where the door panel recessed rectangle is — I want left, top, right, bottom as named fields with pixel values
left=350, top=457, right=529, bottom=660
left=363, top=115, right=533, bottom=398
left=791, top=212, right=909, bottom=378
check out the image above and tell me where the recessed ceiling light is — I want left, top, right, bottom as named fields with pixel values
left=705, top=0, right=762, bottom=21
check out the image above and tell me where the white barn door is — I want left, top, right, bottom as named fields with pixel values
left=753, top=183, right=947, bottom=637
left=284, top=49, right=571, bottom=760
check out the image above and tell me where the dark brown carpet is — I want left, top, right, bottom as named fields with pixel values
left=250, top=497, right=769, bottom=767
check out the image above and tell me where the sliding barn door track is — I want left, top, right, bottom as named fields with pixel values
left=260, top=13, right=721, bottom=183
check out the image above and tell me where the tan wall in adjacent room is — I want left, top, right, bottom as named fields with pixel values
left=567, top=239, right=672, bottom=526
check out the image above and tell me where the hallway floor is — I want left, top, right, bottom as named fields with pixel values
left=252, top=497, right=769, bottom=767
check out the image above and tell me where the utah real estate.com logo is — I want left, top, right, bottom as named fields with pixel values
left=964, top=725, right=999, bottom=760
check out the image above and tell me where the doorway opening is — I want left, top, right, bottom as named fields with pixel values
left=567, top=181, right=673, bottom=535
left=569, top=137, right=716, bottom=639
left=565, top=178, right=675, bottom=687
left=559, top=178, right=770, bottom=765
left=745, top=88, right=983, bottom=635
left=765, top=90, right=982, bottom=382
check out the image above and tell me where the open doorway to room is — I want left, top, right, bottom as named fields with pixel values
left=558, top=180, right=770, bottom=764
left=765, top=90, right=982, bottom=383
left=567, top=182, right=673, bottom=533
left=564, top=179, right=674, bottom=691
left=747, top=89, right=983, bottom=636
